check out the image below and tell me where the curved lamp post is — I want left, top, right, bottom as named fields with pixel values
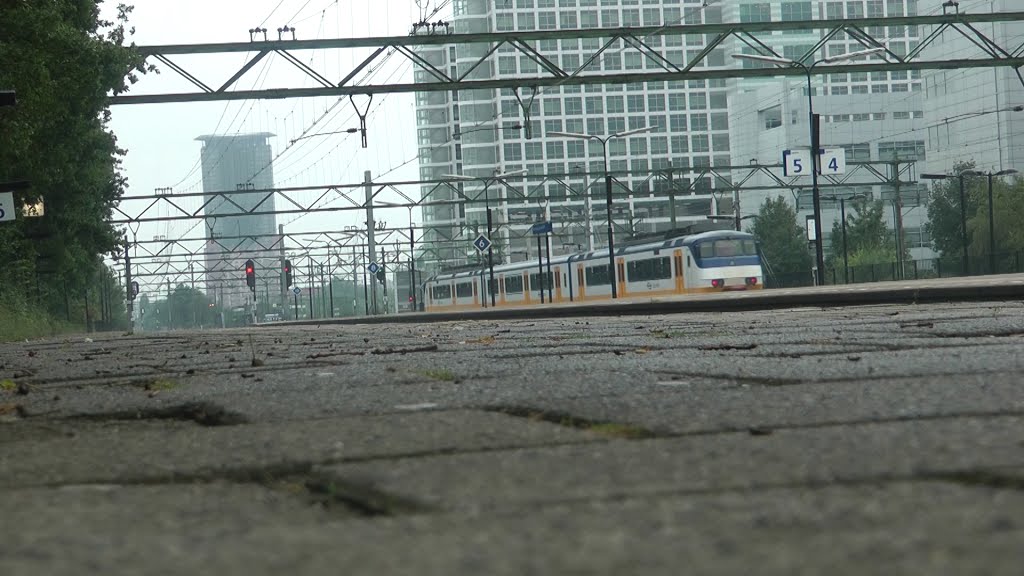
left=547, top=126, right=654, bottom=298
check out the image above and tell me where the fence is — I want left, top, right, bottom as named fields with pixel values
left=765, top=250, right=1024, bottom=289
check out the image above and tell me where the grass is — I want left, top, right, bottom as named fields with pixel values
left=417, top=369, right=456, bottom=382
left=144, top=379, right=178, bottom=391
left=0, top=292, right=79, bottom=342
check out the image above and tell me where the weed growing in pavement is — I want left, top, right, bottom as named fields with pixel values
left=417, top=369, right=456, bottom=382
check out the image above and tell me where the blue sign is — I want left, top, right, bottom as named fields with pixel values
left=292, top=287, right=301, bottom=296
left=367, top=262, right=380, bottom=274
left=530, top=221, right=553, bottom=235
left=473, top=234, right=492, bottom=253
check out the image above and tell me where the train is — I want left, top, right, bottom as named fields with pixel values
left=422, top=230, right=764, bottom=312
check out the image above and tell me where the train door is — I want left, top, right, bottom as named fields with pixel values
left=673, top=249, right=685, bottom=293
left=577, top=264, right=586, bottom=300
left=616, top=257, right=627, bottom=297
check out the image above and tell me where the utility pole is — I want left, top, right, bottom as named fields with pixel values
left=167, top=278, right=172, bottom=331
left=891, top=158, right=905, bottom=280
left=189, top=261, right=197, bottom=327
left=364, top=170, right=378, bottom=315
left=667, top=166, right=677, bottom=229
left=278, top=224, right=288, bottom=319
left=308, top=259, right=314, bottom=319
left=124, top=236, right=134, bottom=334
left=409, top=223, right=417, bottom=311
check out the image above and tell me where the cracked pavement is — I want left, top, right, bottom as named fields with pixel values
left=2, top=300, right=1024, bottom=574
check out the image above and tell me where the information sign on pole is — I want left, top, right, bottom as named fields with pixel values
left=782, top=150, right=809, bottom=177
left=473, top=234, right=492, bottom=253
left=819, top=148, right=847, bottom=175
left=367, top=262, right=380, bottom=274
left=530, top=221, right=553, bottom=235
left=292, top=287, right=301, bottom=296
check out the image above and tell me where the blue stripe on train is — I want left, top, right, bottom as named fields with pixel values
left=694, top=256, right=761, bottom=269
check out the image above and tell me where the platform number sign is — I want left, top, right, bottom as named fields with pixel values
left=0, top=192, right=14, bottom=222
left=782, top=150, right=809, bottom=177
left=819, top=148, right=847, bottom=175
left=473, top=234, right=492, bottom=253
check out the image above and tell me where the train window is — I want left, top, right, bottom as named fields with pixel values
left=627, top=257, right=672, bottom=281
left=697, top=239, right=759, bottom=258
left=504, top=275, right=524, bottom=294
left=585, top=264, right=611, bottom=285
left=487, top=278, right=499, bottom=295
left=456, top=283, right=473, bottom=297
left=529, top=272, right=553, bottom=291
left=431, top=284, right=452, bottom=300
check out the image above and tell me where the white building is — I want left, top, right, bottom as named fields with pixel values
left=920, top=0, right=1024, bottom=176
left=415, top=0, right=1018, bottom=272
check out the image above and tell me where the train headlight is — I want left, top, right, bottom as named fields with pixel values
left=745, top=277, right=758, bottom=286
left=711, top=278, right=724, bottom=288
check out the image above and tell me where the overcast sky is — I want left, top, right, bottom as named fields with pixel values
left=103, top=0, right=438, bottom=263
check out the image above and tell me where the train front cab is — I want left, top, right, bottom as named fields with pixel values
left=683, top=234, right=764, bottom=292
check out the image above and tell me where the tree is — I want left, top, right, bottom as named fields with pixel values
left=924, top=161, right=987, bottom=259
left=966, top=176, right=1024, bottom=270
left=828, top=198, right=901, bottom=270
left=0, top=2, right=150, bottom=334
left=748, top=195, right=813, bottom=286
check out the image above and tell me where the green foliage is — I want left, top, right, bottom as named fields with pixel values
left=828, top=198, right=904, bottom=269
left=0, top=1, right=149, bottom=332
left=748, top=195, right=813, bottom=286
left=923, top=161, right=986, bottom=258
left=965, top=176, right=1024, bottom=266
left=139, top=285, right=218, bottom=331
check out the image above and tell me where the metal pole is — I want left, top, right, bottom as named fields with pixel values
left=353, top=244, right=359, bottom=315
left=278, top=224, right=287, bottom=319
left=328, top=257, right=334, bottom=318
left=361, top=243, right=369, bottom=315
left=545, top=232, right=553, bottom=302
left=409, top=224, right=417, bottom=311
left=807, top=68, right=825, bottom=286
left=959, top=174, right=970, bottom=276
left=892, top=160, right=905, bottom=279
left=364, top=170, right=378, bottom=314
left=604, top=138, right=617, bottom=298
left=537, top=235, right=545, bottom=303
left=841, top=198, right=849, bottom=284
left=988, top=173, right=996, bottom=274
left=381, top=250, right=388, bottom=313
left=319, top=263, right=326, bottom=317
left=668, top=167, right=677, bottom=229
left=485, top=181, right=496, bottom=307
left=124, top=236, right=134, bottom=334
left=308, top=259, right=314, bottom=319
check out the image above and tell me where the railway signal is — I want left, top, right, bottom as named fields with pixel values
left=283, top=259, right=293, bottom=287
left=245, top=259, right=256, bottom=290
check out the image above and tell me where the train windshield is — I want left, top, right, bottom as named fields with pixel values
left=697, top=238, right=758, bottom=259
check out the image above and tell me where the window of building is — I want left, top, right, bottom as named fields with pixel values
left=606, top=96, right=625, bottom=114
left=692, top=134, right=710, bottom=152
left=627, top=94, right=645, bottom=113
left=739, top=3, right=771, bottom=22
left=560, top=12, right=578, bottom=28
left=564, top=97, right=583, bottom=115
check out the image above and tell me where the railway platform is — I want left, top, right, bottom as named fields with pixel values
left=2, top=285, right=1023, bottom=574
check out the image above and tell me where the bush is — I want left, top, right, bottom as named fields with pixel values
left=0, top=290, right=76, bottom=341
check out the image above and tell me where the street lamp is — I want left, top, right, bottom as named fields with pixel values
left=442, top=169, right=528, bottom=307
left=733, top=47, right=885, bottom=286
left=921, top=171, right=984, bottom=276
left=547, top=126, right=654, bottom=298
left=821, top=193, right=867, bottom=284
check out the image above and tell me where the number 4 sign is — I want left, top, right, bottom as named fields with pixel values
left=819, top=148, right=847, bottom=175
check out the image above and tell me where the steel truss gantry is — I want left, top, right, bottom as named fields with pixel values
left=118, top=159, right=916, bottom=290
left=111, top=12, right=1024, bottom=107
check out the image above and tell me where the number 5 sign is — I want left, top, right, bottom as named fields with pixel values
left=782, top=149, right=809, bottom=177
left=0, top=192, right=15, bottom=222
